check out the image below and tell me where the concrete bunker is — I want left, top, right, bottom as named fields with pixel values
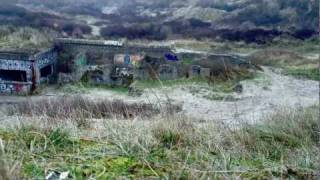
left=1, top=38, right=256, bottom=95
left=0, top=49, right=57, bottom=95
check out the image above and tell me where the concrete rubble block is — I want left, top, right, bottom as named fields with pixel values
left=200, top=68, right=211, bottom=78
left=58, top=73, right=76, bottom=85
left=158, top=64, right=178, bottom=80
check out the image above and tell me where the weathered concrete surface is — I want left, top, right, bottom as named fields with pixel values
left=0, top=49, right=57, bottom=95
left=55, top=38, right=175, bottom=58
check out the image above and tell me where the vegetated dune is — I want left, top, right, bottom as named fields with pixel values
left=2, top=0, right=318, bottom=42
left=0, top=26, right=57, bottom=49
left=249, top=49, right=306, bottom=66
left=0, top=3, right=92, bottom=37
left=249, top=49, right=319, bottom=67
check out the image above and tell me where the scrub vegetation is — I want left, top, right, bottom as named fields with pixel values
left=0, top=26, right=57, bottom=50
left=248, top=39, right=319, bottom=81
left=0, top=105, right=319, bottom=179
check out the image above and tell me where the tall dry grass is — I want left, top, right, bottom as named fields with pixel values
left=0, top=104, right=319, bottom=179
left=7, top=96, right=159, bottom=119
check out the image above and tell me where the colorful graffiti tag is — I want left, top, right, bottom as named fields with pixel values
left=0, top=59, right=32, bottom=70
left=0, top=83, right=30, bottom=94
left=114, top=54, right=144, bottom=67
left=0, top=59, right=33, bottom=81
left=37, top=49, right=58, bottom=69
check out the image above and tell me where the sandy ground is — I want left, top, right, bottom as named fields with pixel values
left=0, top=67, right=319, bottom=125
left=84, top=67, right=319, bottom=124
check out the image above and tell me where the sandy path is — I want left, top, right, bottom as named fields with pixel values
left=80, top=67, right=319, bottom=124
left=177, top=67, right=319, bottom=124
left=0, top=67, right=319, bottom=124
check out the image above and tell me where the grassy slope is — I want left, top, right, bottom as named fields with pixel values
left=0, top=105, right=319, bottom=179
left=0, top=25, right=57, bottom=50
left=174, top=38, right=319, bottom=81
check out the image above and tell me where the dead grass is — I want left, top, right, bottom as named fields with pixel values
left=249, top=49, right=319, bottom=81
left=249, top=49, right=311, bottom=67
left=0, top=104, right=319, bottom=179
left=6, top=96, right=159, bottom=124
left=0, top=25, right=58, bottom=50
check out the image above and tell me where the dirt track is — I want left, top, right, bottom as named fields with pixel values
left=83, top=66, right=319, bottom=124
left=0, top=67, right=319, bottom=125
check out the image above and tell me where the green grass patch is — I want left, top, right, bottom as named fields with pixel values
left=133, top=77, right=208, bottom=89
left=181, top=58, right=194, bottom=66
left=0, top=127, right=163, bottom=179
left=285, top=67, right=320, bottom=81
left=58, top=82, right=129, bottom=94
left=134, top=71, right=255, bottom=93
left=82, top=83, right=129, bottom=94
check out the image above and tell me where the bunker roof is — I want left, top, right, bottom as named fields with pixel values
left=0, top=50, right=38, bottom=61
left=0, top=48, right=55, bottom=61
left=55, top=38, right=173, bottom=50
left=56, top=38, right=124, bottom=47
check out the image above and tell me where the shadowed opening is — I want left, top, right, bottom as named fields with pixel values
left=40, top=65, right=53, bottom=78
left=0, top=69, right=27, bottom=82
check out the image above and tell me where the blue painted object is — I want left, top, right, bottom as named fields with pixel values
left=124, top=54, right=131, bottom=65
left=165, top=53, right=178, bottom=61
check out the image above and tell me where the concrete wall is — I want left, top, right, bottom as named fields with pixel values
left=158, top=64, right=178, bottom=80
left=0, top=48, right=57, bottom=95
left=56, top=39, right=175, bottom=62
left=35, top=48, right=58, bottom=83
left=55, top=39, right=178, bottom=84
left=0, top=59, right=33, bottom=82
left=0, top=82, right=32, bottom=95
left=0, top=58, right=34, bottom=95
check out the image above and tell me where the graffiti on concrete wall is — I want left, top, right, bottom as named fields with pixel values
left=77, top=54, right=87, bottom=66
left=0, top=59, right=32, bottom=70
left=131, top=55, right=144, bottom=67
left=37, top=50, right=58, bottom=69
left=38, top=57, right=51, bottom=67
left=114, top=54, right=144, bottom=67
left=0, top=82, right=30, bottom=94
left=158, top=64, right=178, bottom=80
left=0, top=59, right=33, bottom=81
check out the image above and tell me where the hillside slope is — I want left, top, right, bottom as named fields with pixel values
left=0, top=0, right=318, bottom=42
